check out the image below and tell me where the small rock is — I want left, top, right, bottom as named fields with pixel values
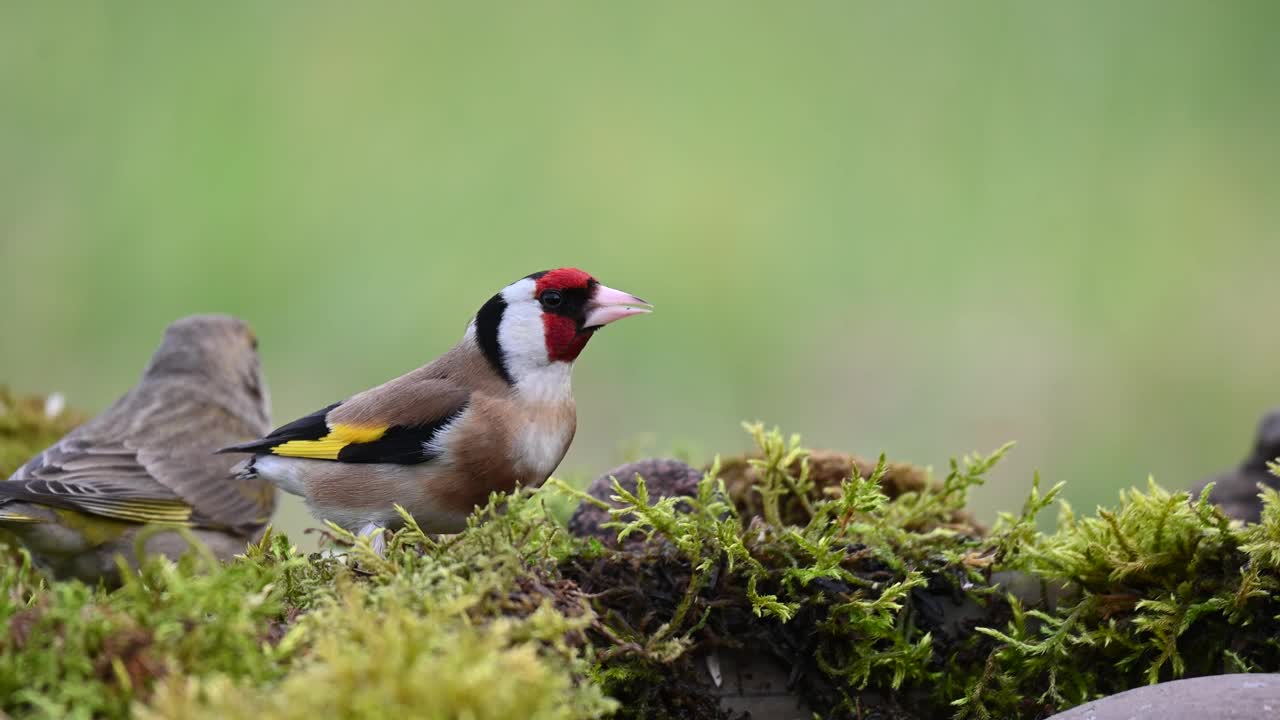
left=693, top=648, right=814, bottom=720
left=1045, top=674, right=1280, bottom=720
left=567, top=458, right=703, bottom=548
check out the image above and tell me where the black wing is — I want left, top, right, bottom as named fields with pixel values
left=217, top=402, right=340, bottom=455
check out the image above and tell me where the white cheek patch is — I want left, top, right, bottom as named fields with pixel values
left=492, top=277, right=576, bottom=403
left=498, top=278, right=552, bottom=378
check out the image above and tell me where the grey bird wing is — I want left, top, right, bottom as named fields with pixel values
left=2, top=436, right=197, bottom=526
left=3, top=385, right=273, bottom=531
left=137, top=446, right=275, bottom=530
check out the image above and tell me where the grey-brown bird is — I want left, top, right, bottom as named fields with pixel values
left=0, top=314, right=275, bottom=584
left=219, top=268, right=651, bottom=551
left=1194, top=409, right=1280, bottom=523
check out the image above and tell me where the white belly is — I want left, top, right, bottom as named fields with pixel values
left=513, top=421, right=572, bottom=481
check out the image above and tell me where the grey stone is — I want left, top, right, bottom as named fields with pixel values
left=1046, top=674, right=1280, bottom=720
left=692, top=649, right=813, bottom=720
left=567, top=458, right=703, bottom=548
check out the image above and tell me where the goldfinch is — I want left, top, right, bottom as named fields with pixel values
left=0, top=314, right=274, bottom=584
left=1194, top=409, right=1280, bottom=522
left=219, top=268, right=650, bottom=550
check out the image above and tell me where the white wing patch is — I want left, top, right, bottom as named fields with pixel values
left=420, top=412, right=462, bottom=462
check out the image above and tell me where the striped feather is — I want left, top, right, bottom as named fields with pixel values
left=0, top=480, right=194, bottom=525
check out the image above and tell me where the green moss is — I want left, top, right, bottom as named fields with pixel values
left=140, top=584, right=615, bottom=720
left=559, top=425, right=1004, bottom=717
left=960, top=481, right=1280, bottom=717
left=0, top=536, right=300, bottom=719
left=2, top=392, right=1278, bottom=719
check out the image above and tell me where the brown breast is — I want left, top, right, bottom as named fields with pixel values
left=429, top=393, right=576, bottom=515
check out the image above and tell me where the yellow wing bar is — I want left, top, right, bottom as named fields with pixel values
left=56, top=499, right=193, bottom=526
left=270, top=423, right=388, bottom=460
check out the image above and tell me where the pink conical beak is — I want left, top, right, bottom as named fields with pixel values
left=583, top=284, right=652, bottom=328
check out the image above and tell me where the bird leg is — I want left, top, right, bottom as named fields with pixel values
left=357, top=523, right=387, bottom=556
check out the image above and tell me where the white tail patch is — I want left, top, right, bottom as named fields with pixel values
left=251, top=455, right=311, bottom=497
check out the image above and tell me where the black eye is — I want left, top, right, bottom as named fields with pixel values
left=540, top=290, right=563, bottom=309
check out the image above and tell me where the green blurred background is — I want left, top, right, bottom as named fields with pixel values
left=3, top=2, right=1278, bottom=538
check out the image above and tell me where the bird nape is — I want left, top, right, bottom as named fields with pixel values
left=219, top=267, right=651, bottom=554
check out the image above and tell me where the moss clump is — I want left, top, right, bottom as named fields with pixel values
left=140, top=579, right=612, bottom=720
left=2, top=393, right=1279, bottom=719
left=0, top=537, right=300, bottom=718
left=557, top=425, right=1005, bottom=718
left=2, top=500, right=617, bottom=719
left=959, top=482, right=1280, bottom=717
left=716, top=427, right=978, bottom=532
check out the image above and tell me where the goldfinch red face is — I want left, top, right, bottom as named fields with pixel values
left=473, top=268, right=651, bottom=385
